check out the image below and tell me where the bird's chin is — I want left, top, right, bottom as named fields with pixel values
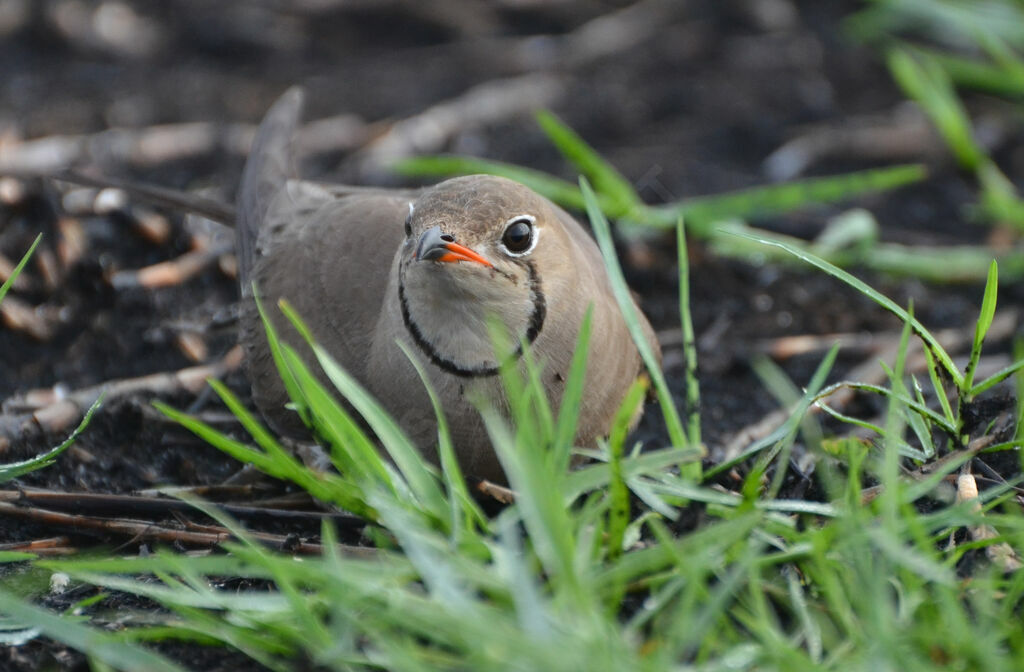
left=397, top=259, right=545, bottom=379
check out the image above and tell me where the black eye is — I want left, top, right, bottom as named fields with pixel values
left=501, top=217, right=534, bottom=254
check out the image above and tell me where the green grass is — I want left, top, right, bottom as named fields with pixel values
left=0, top=235, right=103, bottom=484
left=0, top=234, right=39, bottom=305
left=2, top=185, right=1022, bottom=670
left=850, top=0, right=1024, bottom=230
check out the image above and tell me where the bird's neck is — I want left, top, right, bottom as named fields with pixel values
left=397, top=263, right=546, bottom=379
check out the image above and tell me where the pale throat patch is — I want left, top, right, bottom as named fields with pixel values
left=398, top=261, right=546, bottom=378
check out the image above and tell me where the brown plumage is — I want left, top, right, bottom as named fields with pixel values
left=238, top=88, right=659, bottom=483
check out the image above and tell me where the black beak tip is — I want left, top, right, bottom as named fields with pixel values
left=415, top=225, right=447, bottom=262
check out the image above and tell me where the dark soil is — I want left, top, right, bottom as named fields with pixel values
left=0, top=1, right=1021, bottom=670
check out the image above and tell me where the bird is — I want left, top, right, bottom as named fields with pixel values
left=237, top=87, right=659, bottom=483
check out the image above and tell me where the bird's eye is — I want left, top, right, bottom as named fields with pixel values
left=500, top=215, right=536, bottom=256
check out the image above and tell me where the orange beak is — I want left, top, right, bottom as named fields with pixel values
left=414, top=225, right=492, bottom=268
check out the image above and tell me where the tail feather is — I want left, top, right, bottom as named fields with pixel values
left=237, top=87, right=305, bottom=292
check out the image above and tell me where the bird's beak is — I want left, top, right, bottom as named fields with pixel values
left=414, top=225, right=492, bottom=267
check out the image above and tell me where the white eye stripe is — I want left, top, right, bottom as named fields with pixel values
left=499, top=214, right=538, bottom=257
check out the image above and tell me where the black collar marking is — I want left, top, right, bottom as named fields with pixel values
left=399, top=262, right=547, bottom=378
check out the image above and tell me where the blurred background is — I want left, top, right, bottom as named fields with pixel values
left=0, top=1, right=904, bottom=196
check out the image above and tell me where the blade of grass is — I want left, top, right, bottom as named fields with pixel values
left=273, top=347, right=396, bottom=486
left=906, top=43, right=1024, bottom=97
left=1015, top=338, right=1024, bottom=449
left=606, top=378, right=649, bottom=562
left=962, top=260, right=999, bottom=398
left=553, top=307, right=594, bottom=475
left=254, top=288, right=311, bottom=427
left=396, top=340, right=488, bottom=539
left=705, top=344, right=840, bottom=479
left=565, top=446, right=700, bottom=500
left=203, top=379, right=309, bottom=472
left=0, top=396, right=102, bottom=482
left=880, top=310, right=914, bottom=527
left=752, top=354, right=824, bottom=454
left=155, top=398, right=374, bottom=518
left=924, top=346, right=956, bottom=428
left=880, top=360, right=936, bottom=459
left=0, top=589, right=187, bottom=672
left=650, top=164, right=928, bottom=232
left=581, top=177, right=698, bottom=478
left=732, top=230, right=962, bottom=385
left=172, top=495, right=334, bottom=652
left=475, top=402, right=581, bottom=600
left=816, top=403, right=929, bottom=461
left=0, top=234, right=40, bottom=305
left=969, top=357, right=1024, bottom=398
left=278, top=300, right=448, bottom=520
left=535, top=110, right=642, bottom=217
left=677, top=218, right=701, bottom=448
left=813, top=380, right=957, bottom=435
left=888, top=48, right=984, bottom=169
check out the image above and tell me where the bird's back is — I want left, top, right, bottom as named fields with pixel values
left=236, top=89, right=410, bottom=435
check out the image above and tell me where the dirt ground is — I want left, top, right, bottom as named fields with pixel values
left=0, top=1, right=1021, bottom=670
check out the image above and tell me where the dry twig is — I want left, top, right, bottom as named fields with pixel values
left=357, top=73, right=562, bottom=173
left=1, top=488, right=363, bottom=528
left=0, top=345, right=244, bottom=439
left=0, top=499, right=372, bottom=557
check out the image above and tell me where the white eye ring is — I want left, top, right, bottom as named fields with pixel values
left=499, top=214, right=538, bottom=257
left=404, top=203, right=415, bottom=238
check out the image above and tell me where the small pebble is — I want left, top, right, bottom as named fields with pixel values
left=94, top=187, right=128, bottom=214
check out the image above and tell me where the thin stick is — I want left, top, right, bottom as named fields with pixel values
left=1, top=489, right=364, bottom=527
left=110, top=242, right=233, bottom=290
left=0, top=500, right=374, bottom=558
left=0, top=346, right=244, bottom=437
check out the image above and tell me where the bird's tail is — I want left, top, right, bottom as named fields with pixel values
left=236, top=86, right=304, bottom=292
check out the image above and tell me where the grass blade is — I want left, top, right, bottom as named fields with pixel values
left=396, top=340, right=488, bottom=538
left=0, top=396, right=102, bottom=482
left=651, top=164, right=927, bottom=232
left=963, top=260, right=999, bottom=397
left=606, top=378, right=649, bottom=562
left=581, top=178, right=699, bottom=478
left=888, top=48, right=983, bottom=169
left=0, top=589, right=187, bottom=672
left=924, top=346, right=956, bottom=428
left=553, top=307, right=594, bottom=475
left=277, top=300, right=448, bottom=520
left=969, top=357, right=1024, bottom=399
left=705, top=344, right=840, bottom=479
left=536, top=110, right=641, bottom=217
left=0, top=234, right=40, bottom=305
left=254, top=288, right=311, bottom=428
left=677, top=218, right=701, bottom=448
left=156, top=396, right=373, bottom=518
left=733, top=230, right=962, bottom=385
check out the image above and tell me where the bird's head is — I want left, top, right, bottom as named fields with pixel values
left=398, top=175, right=559, bottom=378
